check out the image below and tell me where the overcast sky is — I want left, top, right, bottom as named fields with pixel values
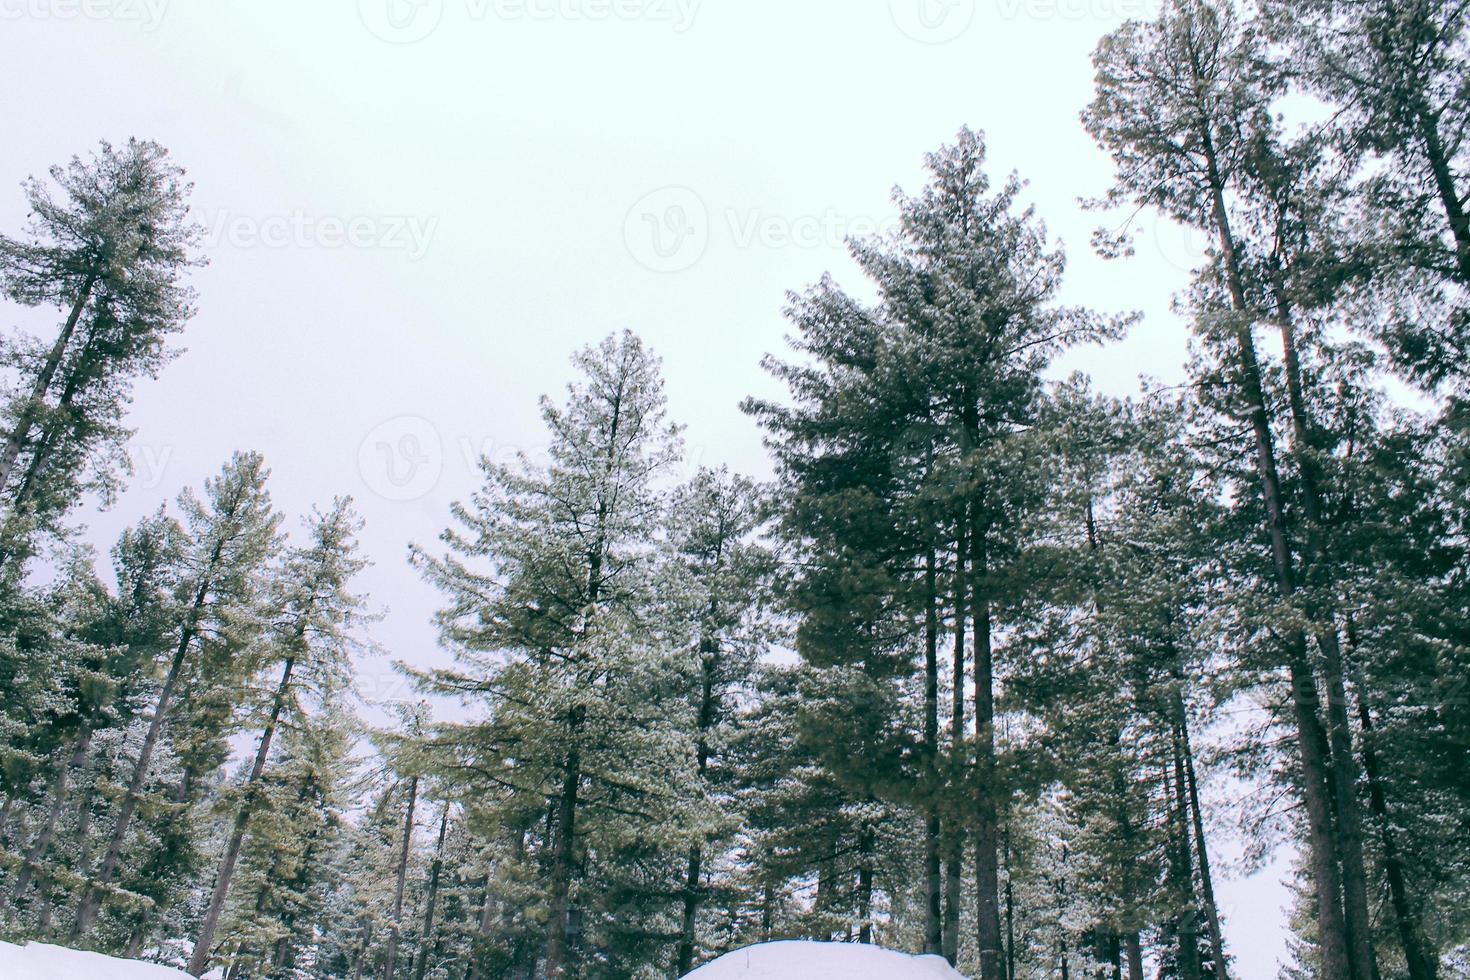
left=2, top=0, right=1293, bottom=972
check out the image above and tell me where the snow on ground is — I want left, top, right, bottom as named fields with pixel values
left=0, top=940, right=191, bottom=980
left=685, top=941, right=969, bottom=980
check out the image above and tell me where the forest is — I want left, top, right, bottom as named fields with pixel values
left=0, top=1, right=1467, bottom=978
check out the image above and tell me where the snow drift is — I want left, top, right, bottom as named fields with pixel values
left=685, top=941, right=969, bottom=980
left=0, top=940, right=192, bottom=980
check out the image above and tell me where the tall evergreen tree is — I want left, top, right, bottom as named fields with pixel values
left=748, top=127, right=1122, bottom=980
left=74, top=452, right=280, bottom=939
left=0, top=139, right=202, bottom=559
left=413, top=331, right=688, bottom=978
left=188, top=498, right=369, bottom=976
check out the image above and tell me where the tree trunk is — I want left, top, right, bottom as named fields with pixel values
left=0, top=793, right=15, bottom=844
left=945, top=520, right=967, bottom=965
left=1167, top=748, right=1203, bottom=980
left=1193, top=105, right=1355, bottom=979
left=1417, top=108, right=1470, bottom=283
left=350, top=918, right=373, bottom=980
left=1356, top=689, right=1438, bottom=980
left=971, top=527, right=1003, bottom=980
left=412, top=808, right=450, bottom=980
left=187, top=655, right=297, bottom=977
left=1004, top=863, right=1016, bottom=980
left=924, top=548, right=944, bottom=957
left=384, top=774, right=420, bottom=980
left=465, top=873, right=496, bottom=980
left=544, top=731, right=582, bottom=978
left=678, top=633, right=722, bottom=975
left=12, top=723, right=92, bottom=899
left=1125, top=932, right=1144, bottom=980
left=1271, top=281, right=1378, bottom=980
left=1174, top=692, right=1229, bottom=979
left=858, top=823, right=875, bottom=945
left=0, top=275, right=97, bottom=494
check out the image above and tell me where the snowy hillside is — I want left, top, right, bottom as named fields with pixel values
left=685, top=942, right=969, bottom=980
left=0, top=940, right=191, bottom=980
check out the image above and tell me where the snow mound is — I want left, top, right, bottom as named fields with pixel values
left=0, top=940, right=192, bottom=980
left=685, top=941, right=969, bottom=980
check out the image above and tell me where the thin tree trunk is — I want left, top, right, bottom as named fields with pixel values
left=1356, top=689, right=1438, bottom=980
left=0, top=275, right=97, bottom=494
left=1167, top=748, right=1203, bottom=980
left=924, top=548, right=944, bottom=957
left=945, top=520, right=967, bottom=965
left=678, top=629, right=722, bottom=975
left=350, top=918, right=373, bottom=980
left=1174, top=692, right=1228, bottom=979
left=412, top=808, right=450, bottom=980
left=1190, top=93, right=1355, bottom=978
left=857, top=823, right=874, bottom=945
left=677, top=843, right=705, bottom=973
left=545, top=732, right=582, bottom=978
left=1125, top=932, right=1145, bottom=980
left=971, top=526, right=1003, bottom=980
left=1003, top=819, right=1016, bottom=980
left=1417, top=108, right=1470, bottom=283
left=187, top=655, right=297, bottom=977
left=384, top=774, right=420, bottom=980
left=465, top=874, right=495, bottom=980
left=12, top=723, right=92, bottom=899
left=1271, top=280, right=1378, bottom=980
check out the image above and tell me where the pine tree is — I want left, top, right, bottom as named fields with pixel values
left=74, top=452, right=281, bottom=939
left=665, top=467, right=772, bottom=975
left=413, top=331, right=687, bottom=978
left=1084, top=4, right=1383, bottom=975
left=188, top=497, right=369, bottom=976
left=748, top=127, right=1121, bottom=980
left=4, top=510, right=179, bottom=915
left=0, top=139, right=202, bottom=560
left=1261, top=0, right=1470, bottom=390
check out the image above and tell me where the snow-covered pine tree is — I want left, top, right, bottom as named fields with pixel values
left=0, top=139, right=203, bottom=564
left=74, top=452, right=281, bottom=941
left=187, top=498, right=369, bottom=977
left=664, top=467, right=772, bottom=974
left=413, top=331, right=690, bottom=978
left=212, top=700, right=357, bottom=979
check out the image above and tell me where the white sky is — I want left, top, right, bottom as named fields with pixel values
left=2, top=0, right=1292, bottom=973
